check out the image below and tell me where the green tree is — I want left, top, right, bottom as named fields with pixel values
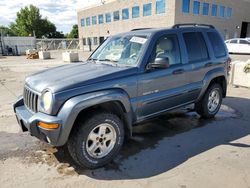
left=66, top=24, right=78, bottom=38
left=0, top=25, right=15, bottom=36
left=10, top=5, right=64, bottom=38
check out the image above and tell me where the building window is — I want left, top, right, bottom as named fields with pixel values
left=220, top=6, right=225, bottom=17
left=113, top=11, right=120, bottom=21
left=122, top=8, right=129, bottom=20
left=87, top=37, right=92, bottom=45
left=227, top=7, right=232, bottom=18
left=105, top=13, right=112, bottom=23
left=182, top=0, right=190, bottom=13
left=156, top=0, right=166, bottom=14
left=193, top=1, right=200, bottom=15
left=98, top=14, right=104, bottom=24
left=81, top=18, right=85, bottom=27
left=143, top=3, right=152, bottom=16
left=83, top=38, right=86, bottom=45
left=92, top=16, right=97, bottom=25
left=93, top=37, right=98, bottom=45
left=211, top=4, right=217, bottom=16
left=132, top=6, right=140, bottom=18
left=203, top=3, right=209, bottom=16
left=86, top=17, right=90, bottom=26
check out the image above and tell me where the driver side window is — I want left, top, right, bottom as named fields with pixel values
left=153, top=34, right=181, bottom=66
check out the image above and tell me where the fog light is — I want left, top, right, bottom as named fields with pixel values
left=38, top=122, right=60, bottom=129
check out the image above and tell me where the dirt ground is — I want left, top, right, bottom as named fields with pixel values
left=0, top=51, right=250, bottom=188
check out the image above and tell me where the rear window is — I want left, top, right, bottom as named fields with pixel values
left=239, top=40, right=249, bottom=44
left=230, top=40, right=238, bottom=44
left=183, top=32, right=209, bottom=63
left=207, top=32, right=227, bottom=58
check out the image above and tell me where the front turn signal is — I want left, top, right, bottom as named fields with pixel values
left=38, top=122, right=60, bottom=129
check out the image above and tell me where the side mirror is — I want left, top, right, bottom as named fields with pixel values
left=147, top=57, right=170, bottom=70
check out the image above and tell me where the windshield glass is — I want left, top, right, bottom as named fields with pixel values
left=90, top=35, right=148, bottom=66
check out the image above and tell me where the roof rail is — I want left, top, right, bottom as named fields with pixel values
left=172, top=23, right=215, bottom=29
left=131, top=28, right=152, bottom=31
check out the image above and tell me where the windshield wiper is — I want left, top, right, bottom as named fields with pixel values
left=88, top=58, right=98, bottom=63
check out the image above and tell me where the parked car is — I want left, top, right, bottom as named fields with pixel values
left=14, top=24, right=230, bottom=169
left=225, top=38, right=250, bottom=54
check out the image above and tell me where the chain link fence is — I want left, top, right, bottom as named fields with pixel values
left=36, top=39, right=80, bottom=51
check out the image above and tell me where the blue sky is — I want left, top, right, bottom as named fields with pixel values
left=0, top=0, right=101, bottom=33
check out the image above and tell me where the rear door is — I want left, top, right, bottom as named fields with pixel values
left=227, top=39, right=239, bottom=53
left=180, top=31, right=212, bottom=100
left=238, top=40, right=250, bottom=53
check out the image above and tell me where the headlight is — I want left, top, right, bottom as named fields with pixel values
left=40, top=90, right=53, bottom=113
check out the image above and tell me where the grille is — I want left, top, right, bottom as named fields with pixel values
left=23, top=87, right=39, bottom=113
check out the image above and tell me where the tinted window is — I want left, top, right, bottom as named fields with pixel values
left=92, top=16, right=97, bottom=25
left=193, top=1, right=200, bottom=15
left=93, top=37, right=98, bottom=45
left=86, top=17, right=91, bottom=26
left=227, top=7, right=232, bottom=18
left=105, top=13, right=112, bottom=23
left=156, top=0, right=166, bottom=14
left=230, top=40, right=238, bottom=44
left=132, top=6, right=140, bottom=18
left=153, top=35, right=181, bottom=65
left=122, top=8, right=129, bottom=20
left=98, top=14, right=104, bottom=24
left=143, top=3, right=152, bottom=16
left=81, top=18, right=85, bottom=27
left=182, top=0, right=190, bottom=13
left=113, top=11, right=120, bottom=21
left=183, top=32, right=209, bottom=62
left=207, top=32, right=227, bottom=58
left=220, top=6, right=225, bottom=17
left=83, top=38, right=86, bottom=45
left=239, top=40, right=249, bottom=44
left=211, top=4, right=217, bottom=16
left=203, top=3, right=209, bottom=15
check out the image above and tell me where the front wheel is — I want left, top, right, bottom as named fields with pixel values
left=195, top=83, right=223, bottom=119
left=67, top=112, right=124, bottom=169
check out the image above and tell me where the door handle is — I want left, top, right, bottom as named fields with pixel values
left=172, top=69, right=185, bottom=75
left=205, top=62, right=213, bottom=67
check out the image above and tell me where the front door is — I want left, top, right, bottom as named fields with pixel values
left=137, top=34, right=189, bottom=120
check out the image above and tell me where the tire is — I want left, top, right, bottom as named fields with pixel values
left=67, top=112, right=124, bottom=169
left=195, top=83, right=223, bottom=119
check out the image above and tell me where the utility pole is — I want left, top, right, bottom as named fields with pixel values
left=0, top=29, right=4, bottom=55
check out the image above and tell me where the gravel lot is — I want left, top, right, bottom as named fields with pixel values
left=0, top=51, right=250, bottom=188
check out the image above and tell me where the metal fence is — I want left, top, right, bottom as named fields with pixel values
left=36, top=38, right=80, bottom=51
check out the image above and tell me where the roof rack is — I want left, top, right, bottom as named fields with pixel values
left=131, top=28, right=152, bottom=31
left=172, top=23, right=215, bottom=29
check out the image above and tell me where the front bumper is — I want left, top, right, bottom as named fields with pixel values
left=14, top=97, right=63, bottom=145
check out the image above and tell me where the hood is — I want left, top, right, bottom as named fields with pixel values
left=25, top=62, right=137, bottom=93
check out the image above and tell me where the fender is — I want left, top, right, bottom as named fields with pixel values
left=56, top=89, right=133, bottom=146
left=197, top=67, right=227, bottom=102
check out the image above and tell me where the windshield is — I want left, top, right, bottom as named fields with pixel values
left=90, top=35, right=148, bottom=66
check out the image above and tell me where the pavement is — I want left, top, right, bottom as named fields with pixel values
left=0, top=51, right=250, bottom=188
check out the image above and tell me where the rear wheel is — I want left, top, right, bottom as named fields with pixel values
left=67, top=112, right=124, bottom=169
left=195, top=83, right=223, bottom=119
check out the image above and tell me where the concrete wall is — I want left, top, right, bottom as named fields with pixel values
left=175, top=0, right=250, bottom=39
left=3, top=37, right=36, bottom=55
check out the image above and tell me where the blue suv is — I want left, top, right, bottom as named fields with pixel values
left=14, top=24, right=230, bottom=168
